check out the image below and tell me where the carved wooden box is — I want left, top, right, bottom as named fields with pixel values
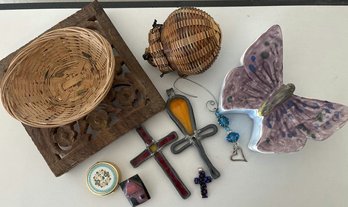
left=0, top=1, right=165, bottom=176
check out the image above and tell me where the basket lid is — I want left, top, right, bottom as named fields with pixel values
left=143, top=8, right=222, bottom=77
left=144, top=24, right=174, bottom=75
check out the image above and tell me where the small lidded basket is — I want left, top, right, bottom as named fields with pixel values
left=0, top=27, right=115, bottom=128
left=143, top=7, right=222, bottom=76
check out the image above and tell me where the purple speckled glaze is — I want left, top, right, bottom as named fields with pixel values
left=221, top=25, right=348, bottom=153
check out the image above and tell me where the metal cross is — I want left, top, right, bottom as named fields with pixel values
left=130, top=126, right=191, bottom=199
left=166, top=89, right=220, bottom=179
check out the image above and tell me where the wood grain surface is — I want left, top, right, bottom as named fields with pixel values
left=0, top=0, right=165, bottom=176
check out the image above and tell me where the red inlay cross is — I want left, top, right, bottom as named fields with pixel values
left=130, top=126, right=191, bottom=199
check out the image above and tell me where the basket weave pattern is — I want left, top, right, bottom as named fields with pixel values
left=1, top=27, right=115, bottom=128
left=146, top=7, right=221, bottom=76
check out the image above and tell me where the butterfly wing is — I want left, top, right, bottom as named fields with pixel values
left=254, top=95, right=348, bottom=153
left=221, top=66, right=270, bottom=110
left=221, top=25, right=283, bottom=111
left=220, top=24, right=348, bottom=153
left=243, top=25, right=283, bottom=90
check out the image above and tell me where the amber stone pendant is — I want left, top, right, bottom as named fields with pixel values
left=166, top=89, right=196, bottom=136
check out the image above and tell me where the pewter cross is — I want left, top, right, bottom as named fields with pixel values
left=130, top=126, right=191, bottom=199
left=166, top=89, right=220, bottom=179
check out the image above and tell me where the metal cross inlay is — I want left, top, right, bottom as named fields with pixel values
left=166, top=89, right=220, bottom=179
left=130, top=126, right=191, bottom=199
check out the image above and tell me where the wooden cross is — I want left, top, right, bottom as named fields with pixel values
left=130, top=126, right=191, bottom=199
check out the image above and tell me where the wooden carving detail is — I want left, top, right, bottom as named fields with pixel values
left=0, top=1, right=165, bottom=176
left=47, top=58, right=148, bottom=160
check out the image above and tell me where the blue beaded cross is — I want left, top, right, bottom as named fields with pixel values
left=194, top=168, right=212, bottom=198
left=215, top=110, right=247, bottom=162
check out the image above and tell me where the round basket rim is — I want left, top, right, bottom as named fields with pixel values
left=0, top=26, right=115, bottom=128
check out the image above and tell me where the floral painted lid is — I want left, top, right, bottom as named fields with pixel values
left=87, top=161, right=120, bottom=196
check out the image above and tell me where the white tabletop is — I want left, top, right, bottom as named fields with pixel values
left=0, top=6, right=347, bottom=207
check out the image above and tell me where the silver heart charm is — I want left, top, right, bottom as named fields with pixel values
left=230, top=143, right=247, bottom=162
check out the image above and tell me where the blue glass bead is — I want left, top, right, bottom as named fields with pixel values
left=194, top=178, right=199, bottom=184
left=226, top=132, right=240, bottom=143
left=218, top=116, right=229, bottom=128
left=215, top=110, right=221, bottom=118
left=205, top=177, right=212, bottom=183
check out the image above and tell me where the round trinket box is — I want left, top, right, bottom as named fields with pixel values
left=87, top=161, right=120, bottom=196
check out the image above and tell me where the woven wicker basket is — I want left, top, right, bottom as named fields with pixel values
left=0, top=27, right=115, bottom=128
left=144, top=7, right=221, bottom=76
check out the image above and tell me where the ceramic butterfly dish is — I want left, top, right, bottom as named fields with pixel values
left=220, top=25, right=348, bottom=153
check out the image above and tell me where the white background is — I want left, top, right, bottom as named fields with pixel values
left=0, top=6, right=347, bottom=207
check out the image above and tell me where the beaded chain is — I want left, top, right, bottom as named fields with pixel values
left=173, top=77, right=247, bottom=162
left=215, top=110, right=240, bottom=143
left=215, top=110, right=247, bottom=162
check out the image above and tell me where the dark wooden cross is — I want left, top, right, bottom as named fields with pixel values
left=130, top=126, right=191, bottom=199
